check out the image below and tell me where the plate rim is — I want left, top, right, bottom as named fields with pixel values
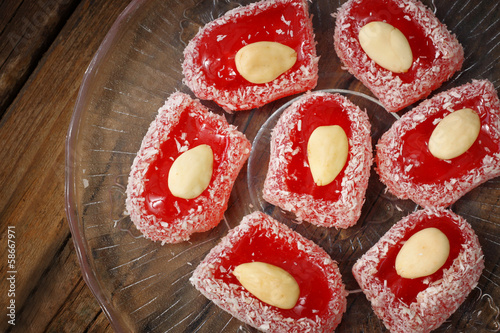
left=64, top=0, right=146, bottom=331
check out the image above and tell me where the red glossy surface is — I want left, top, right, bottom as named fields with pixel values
left=198, top=0, right=309, bottom=89
left=346, top=0, right=436, bottom=82
left=212, top=227, right=331, bottom=319
left=286, top=98, right=352, bottom=201
left=143, top=108, right=228, bottom=220
left=400, top=95, right=499, bottom=184
left=376, top=215, right=464, bottom=305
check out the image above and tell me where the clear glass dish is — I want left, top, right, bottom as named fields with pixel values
left=65, top=0, right=500, bottom=332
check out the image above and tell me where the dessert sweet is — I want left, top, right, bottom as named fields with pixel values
left=352, top=208, right=484, bottom=333
left=190, top=211, right=347, bottom=332
left=183, top=0, right=319, bottom=112
left=333, top=0, right=464, bottom=112
left=376, top=80, right=500, bottom=208
left=125, top=92, right=251, bottom=244
left=263, top=92, right=372, bottom=228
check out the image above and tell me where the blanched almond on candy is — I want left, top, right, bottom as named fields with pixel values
left=358, top=21, right=413, bottom=73
left=428, top=108, right=481, bottom=160
left=235, top=41, right=297, bottom=84
left=233, top=262, right=300, bottom=309
left=168, top=144, right=213, bottom=199
left=395, top=227, right=450, bottom=279
left=307, top=125, right=349, bottom=186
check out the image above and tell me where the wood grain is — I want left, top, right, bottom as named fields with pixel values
left=0, top=0, right=129, bottom=331
left=0, top=0, right=80, bottom=118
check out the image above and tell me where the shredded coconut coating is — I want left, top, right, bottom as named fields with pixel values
left=352, top=208, right=484, bottom=333
left=262, top=92, right=373, bottom=228
left=125, top=92, right=251, bottom=244
left=333, top=0, right=464, bottom=112
left=190, top=211, right=347, bottom=332
left=182, top=0, right=319, bottom=112
left=376, top=80, right=500, bottom=208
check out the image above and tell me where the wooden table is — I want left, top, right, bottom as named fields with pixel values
left=1, top=1, right=128, bottom=331
left=1, top=0, right=499, bottom=332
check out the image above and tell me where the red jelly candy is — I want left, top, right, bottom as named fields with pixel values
left=183, top=0, right=318, bottom=111
left=376, top=80, right=500, bottom=208
left=190, top=211, right=347, bottom=332
left=126, top=92, right=251, bottom=243
left=263, top=92, right=372, bottom=228
left=353, top=208, right=484, bottom=333
left=334, top=0, right=464, bottom=112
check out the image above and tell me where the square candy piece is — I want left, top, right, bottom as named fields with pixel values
left=376, top=80, right=500, bottom=208
left=263, top=92, right=372, bottom=228
left=183, top=0, right=318, bottom=111
left=126, top=92, right=251, bottom=244
left=190, top=211, right=347, bottom=332
left=334, top=0, right=464, bottom=112
left=353, top=208, right=484, bottom=333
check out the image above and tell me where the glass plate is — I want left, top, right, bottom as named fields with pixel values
left=65, top=0, right=500, bottom=332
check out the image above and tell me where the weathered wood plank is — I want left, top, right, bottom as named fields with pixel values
left=0, top=0, right=130, bottom=331
left=9, top=237, right=82, bottom=332
left=0, top=0, right=81, bottom=118
left=42, top=278, right=104, bottom=333
left=86, top=311, right=114, bottom=333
